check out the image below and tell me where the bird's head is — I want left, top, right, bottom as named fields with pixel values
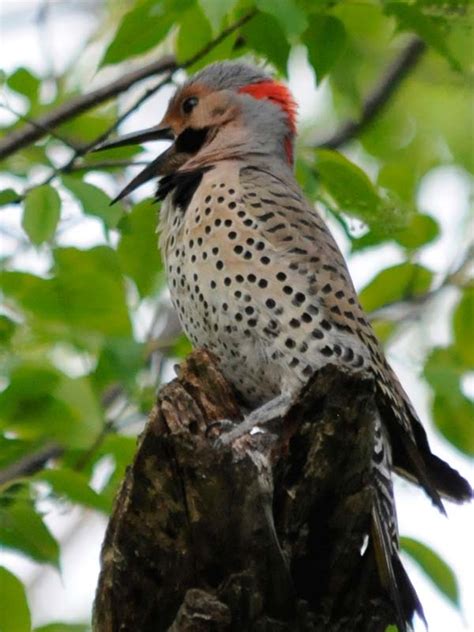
left=94, top=61, right=298, bottom=202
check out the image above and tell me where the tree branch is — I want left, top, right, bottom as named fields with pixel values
left=316, top=37, right=426, bottom=149
left=93, top=349, right=397, bottom=632
left=0, top=443, right=63, bottom=486
left=0, top=56, right=177, bottom=161
left=0, top=102, right=81, bottom=152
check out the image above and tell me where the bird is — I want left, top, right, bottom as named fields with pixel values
left=94, top=60, right=472, bottom=631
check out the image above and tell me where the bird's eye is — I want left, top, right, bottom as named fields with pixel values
left=182, top=96, right=199, bottom=114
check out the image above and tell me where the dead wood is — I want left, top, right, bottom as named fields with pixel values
left=93, top=349, right=395, bottom=632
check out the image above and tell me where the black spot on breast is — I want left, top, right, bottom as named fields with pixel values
left=320, top=346, right=333, bottom=357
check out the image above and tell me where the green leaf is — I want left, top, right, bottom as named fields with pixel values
left=0, top=364, right=103, bottom=448
left=101, top=0, right=168, bottom=67
left=100, top=0, right=193, bottom=67
left=360, top=262, right=433, bottom=312
left=401, top=537, right=460, bottom=609
left=58, top=110, right=116, bottom=145
left=385, top=2, right=461, bottom=71
left=372, top=319, right=397, bottom=345
left=177, top=3, right=238, bottom=69
left=34, top=624, right=88, bottom=632
left=1, top=247, right=131, bottom=340
left=23, top=185, right=61, bottom=245
left=315, top=149, right=407, bottom=230
left=0, top=188, right=20, bottom=206
left=94, top=339, right=145, bottom=392
left=62, top=176, right=123, bottom=229
left=0, top=438, right=40, bottom=471
left=7, top=67, right=40, bottom=104
left=241, top=12, right=291, bottom=74
left=0, top=315, right=16, bottom=345
left=315, top=149, right=379, bottom=216
left=79, top=434, right=136, bottom=509
left=33, top=469, right=109, bottom=513
left=51, top=376, right=104, bottom=445
left=177, top=5, right=212, bottom=65
left=453, top=288, right=474, bottom=368
left=424, top=346, right=474, bottom=456
left=304, top=15, right=347, bottom=81
left=117, top=200, right=163, bottom=297
left=1, top=272, right=64, bottom=328
left=170, top=333, right=193, bottom=359
left=394, top=213, right=440, bottom=250
left=198, top=0, right=239, bottom=33
left=0, top=501, right=60, bottom=567
left=376, top=151, right=420, bottom=199
left=0, top=567, right=31, bottom=632
left=256, top=0, right=308, bottom=38
left=53, top=246, right=132, bottom=338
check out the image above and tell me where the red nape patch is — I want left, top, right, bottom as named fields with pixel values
left=239, top=80, right=298, bottom=133
left=239, top=81, right=297, bottom=164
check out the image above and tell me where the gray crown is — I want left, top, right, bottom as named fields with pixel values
left=186, top=61, right=270, bottom=91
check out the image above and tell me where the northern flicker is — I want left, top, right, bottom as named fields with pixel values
left=95, top=61, right=472, bottom=630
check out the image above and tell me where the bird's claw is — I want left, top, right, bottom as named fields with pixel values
left=213, top=417, right=264, bottom=448
left=208, top=394, right=292, bottom=448
left=205, top=418, right=237, bottom=440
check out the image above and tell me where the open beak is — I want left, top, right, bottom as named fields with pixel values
left=92, top=124, right=174, bottom=151
left=91, top=124, right=175, bottom=204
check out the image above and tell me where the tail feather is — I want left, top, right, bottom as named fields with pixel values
left=371, top=415, right=426, bottom=631
left=371, top=504, right=426, bottom=632
left=424, top=451, right=473, bottom=502
left=407, top=409, right=473, bottom=504
left=377, top=375, right=473, bottom=508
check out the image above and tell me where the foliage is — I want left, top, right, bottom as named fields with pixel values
left=0, top=0, right=472, bottom=630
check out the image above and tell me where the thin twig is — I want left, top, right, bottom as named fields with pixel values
left=368, top=246, right=473, bottom=323
left=316, top=37, right=426, bottom=149
left=0, top=101, right=80, bottom=152
left=68, top=159, right=151, bottom=172
left=0, top=443, right=64, bottom=486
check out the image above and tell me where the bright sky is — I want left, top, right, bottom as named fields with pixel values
left=0, top=2, right=472, bottom=631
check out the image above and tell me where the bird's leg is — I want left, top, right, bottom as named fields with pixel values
left=215, top=392, right=293, bottom=447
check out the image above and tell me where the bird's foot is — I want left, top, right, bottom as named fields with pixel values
left=213, top=393, right=292, bottom=448
left=206, top=418, right=236, bottom=439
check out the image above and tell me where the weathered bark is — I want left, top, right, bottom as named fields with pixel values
left=93, top=349, right=395, bottom=632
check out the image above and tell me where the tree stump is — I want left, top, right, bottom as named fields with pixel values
left=93, top=349, right=395, bottom=631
